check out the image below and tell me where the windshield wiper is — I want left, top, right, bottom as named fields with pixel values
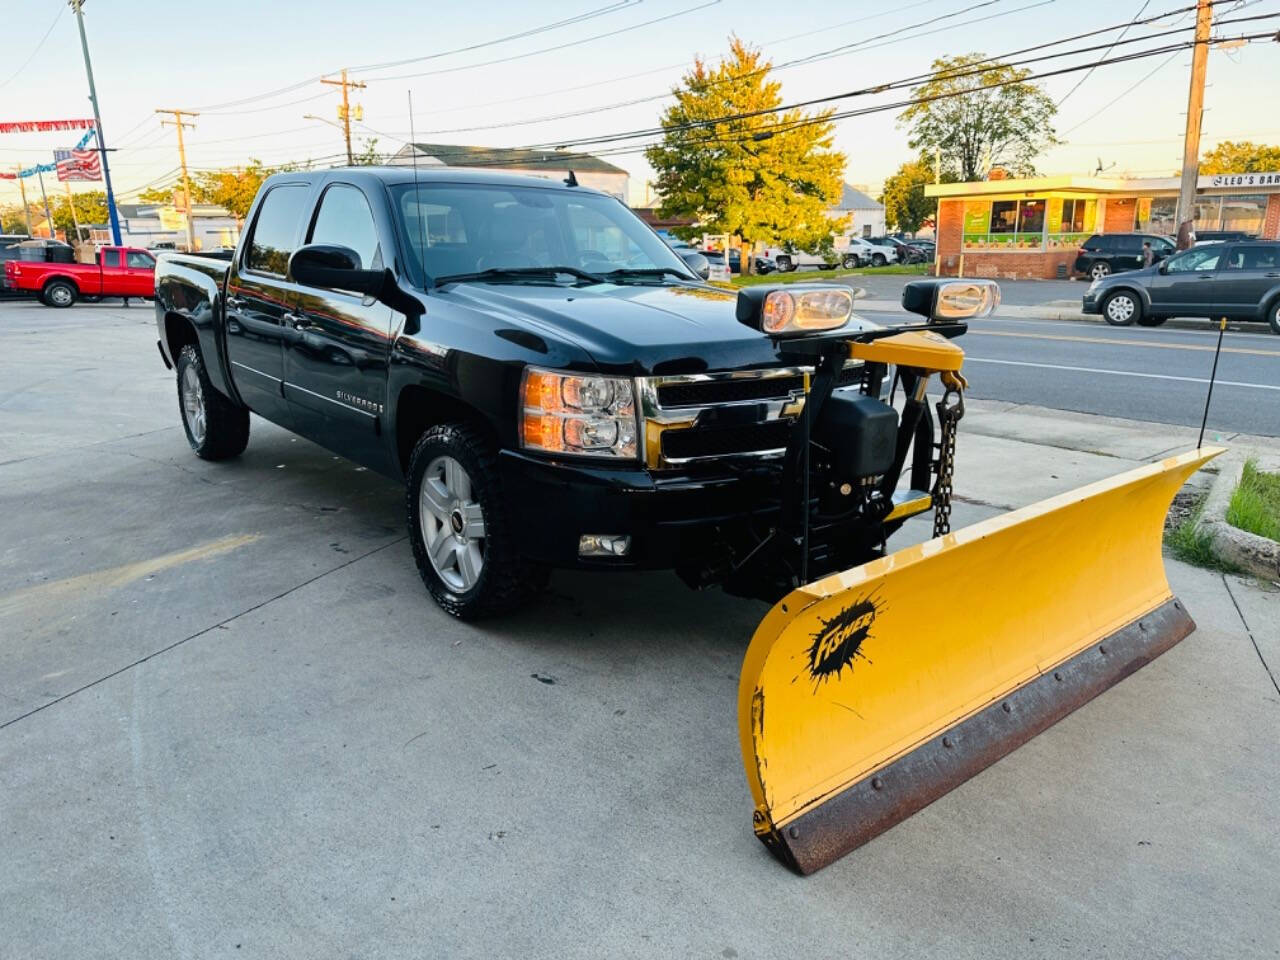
left=432, top=266, right=604, bottom=287
left=597, top=267, right=695, bottom=283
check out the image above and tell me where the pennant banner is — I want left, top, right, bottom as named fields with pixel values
left=0, top=128, right=97, bottom=180
left=0, top=119, right=96, bottom=134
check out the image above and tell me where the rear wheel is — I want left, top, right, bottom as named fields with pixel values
left=1102, top=290, right=1141, bottom=326
left=1267, top=298, right=1280, bottom=335
left=407, top=423, right=547, bottom=619
left=841, top=255, right=858, bottom=270
left=175, top=344, right=250, bottom=460
left=1089, top=261, right=1111, bottom=281
left=871, top=253, right=887, bottom=267
left=775, top=255, right=793, bottom=272
left=42, top=280, right=76, bottom=308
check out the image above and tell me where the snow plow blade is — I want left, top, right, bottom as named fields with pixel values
left=738, top=447, right=1222, bottom=875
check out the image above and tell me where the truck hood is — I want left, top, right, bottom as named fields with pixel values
left=441, top=281, right=788, bottom=374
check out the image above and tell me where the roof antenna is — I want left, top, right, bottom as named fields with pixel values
left=1198, top=317, right=1227, bottom=449
left=564, top=169, right=578, bottom=187
left=408, top=90, right=429, bottom=291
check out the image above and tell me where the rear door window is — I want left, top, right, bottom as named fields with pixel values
left=1225, top=244, right=1280, bottom=270
left=245, top=184, right=310, bottom=277
left=1113, top=235, right=1142, bottom=253
left=126, top=251, right=155, bottom=269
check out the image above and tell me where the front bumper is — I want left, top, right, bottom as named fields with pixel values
left=1081, top=286, right=1102, bottom=314
left=499, top=449, right=779, bottom=570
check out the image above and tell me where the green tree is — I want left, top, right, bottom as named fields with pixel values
left=1, top=204, right=29, bottom=234
left=879, top=157, right=942, bottom=235
left=190, top=159, right=279, bottom=223
left=50, top=190, right=108, bottom=239
left=900, top=54, right=1059, bottom=182
left=353, top=137, right=382, bottom=165
left=646, top=37, right=847, bottom=272
left=1201, top=140, right=1280, bottom=174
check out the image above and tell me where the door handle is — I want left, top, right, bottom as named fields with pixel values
left=226, top=295, right=244, bottom=309
left=284, top=312, right=313, bottom=330
left=1266, top=272, right=1280, bottom=278
left=1197, top=274, right=1213, bottom=279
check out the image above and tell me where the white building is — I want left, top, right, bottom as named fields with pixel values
left=830, top=184, right=886, bottom=238
left=106, top=203, right=241, bottom=251
left=390, top=143, right=629, bottom=202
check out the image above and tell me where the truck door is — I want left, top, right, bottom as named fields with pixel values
left=124, top=249, right=156, bottom=298
left=282, top=181, right=394, bottom=472
left=95, top=247, right=123, bottom=296
left=1152, top=245, right=1222, bottom=315
left=225, top=182, right=312, bottom=426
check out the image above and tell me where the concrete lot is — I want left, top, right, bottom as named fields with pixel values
left=2, top=301, right=1278, bottom=958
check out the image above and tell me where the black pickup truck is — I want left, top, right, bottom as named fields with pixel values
left=155, top=167, right=994, bottom=618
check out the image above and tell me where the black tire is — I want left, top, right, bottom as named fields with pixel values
left=1268, top=299, right=1280, bottom=335
left=42, top=279, right=77, bottom=308
left=175, top=344, right=250, bottom=460
left=1136, top=314, right=1166, bottom=327
left=1089, top=260, right=1111, bottom=281
left=407, top=423, right=548, bottom=620
left=775, top=255, right=793, bottom=272
left=841, top=255, right=858, bottom=270
left=1102, top=290, right=1141, bottom=326
left=871, top=253, right=887, bottom=267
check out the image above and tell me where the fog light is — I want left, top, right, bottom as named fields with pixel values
left=579, top=534, right=631, bottom=557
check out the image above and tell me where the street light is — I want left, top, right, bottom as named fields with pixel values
left=303, top=114, right=346, bottom=161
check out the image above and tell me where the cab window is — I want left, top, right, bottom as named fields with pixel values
left=307, top=183, right=382, bottom=273
left=126, top=251, right=155, bottom=269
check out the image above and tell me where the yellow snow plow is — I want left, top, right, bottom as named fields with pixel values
left=730, top=279, right=1222, bottom=874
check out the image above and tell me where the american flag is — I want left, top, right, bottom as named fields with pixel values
left=54, top=147, right=102, bottom=182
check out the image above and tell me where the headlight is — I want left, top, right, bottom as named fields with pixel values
left=521, top=368, right=638, bottom=460
left=736, top=286, right=854, bottom=336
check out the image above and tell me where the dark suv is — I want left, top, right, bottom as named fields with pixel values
left=1082, top=240, right=1280, bottom=332
left=1074, top=233, right=1175, bottom=280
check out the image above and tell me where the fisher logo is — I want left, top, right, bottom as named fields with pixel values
left=336, top=390, right=383, bottom=414
left=804, top=592, right=881, bottom=686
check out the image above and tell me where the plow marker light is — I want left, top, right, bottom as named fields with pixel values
left=738, top=447, right=1222, bottom=874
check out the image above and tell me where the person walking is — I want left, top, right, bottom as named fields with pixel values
left=1142, top=241, right=1155, bottom=268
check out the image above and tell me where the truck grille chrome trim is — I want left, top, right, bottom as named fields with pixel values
left=637, top=363, right=863, bottom=469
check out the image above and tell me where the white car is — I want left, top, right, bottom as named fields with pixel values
left=765, top=247, right=840, bottom=272
left=838, top=237, right=899, bottom=268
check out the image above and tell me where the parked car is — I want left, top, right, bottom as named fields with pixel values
left=838, top=237, right=899, bottom=269
left=3, top=245, right=156, bottom=306
left=1194, top=230, right=1257, bottom=244
left=151, top=166, right=992, bottom=618
left=905, top=240, right=936, bottom=263
left=765, top=246, right=839, bottom=272
left=1081, top=240, right=1280, bottom=332
left=1073, top=233, right=1175, bottom=280
left=700, top=248, right=776, bottom=275
left=866, top=236, right=914, bottom=263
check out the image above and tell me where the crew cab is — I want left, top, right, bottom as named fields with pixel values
left=154, top=167, right=989, bottom=619
left=5, top=245, right=156, bottom=307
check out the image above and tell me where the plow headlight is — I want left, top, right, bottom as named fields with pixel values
left=521, top=368, right=638, bottom=459
left=737, top=286, right=856, bottom=337
left=901, top=278, right=1001, bottom=322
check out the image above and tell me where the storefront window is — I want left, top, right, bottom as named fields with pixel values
left=962, top=199, right=1046, bottom=251
left=1190, top=194, right=1268, bottom=235
left=1046, top=197, right=1096, bottom=249
left=1135, top=197, right=1177, bottom=235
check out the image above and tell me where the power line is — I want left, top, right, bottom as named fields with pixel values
left=1056, top=0, right=1152, bottom=105
left=0, top=4, right=66, bottom=91
left=1060, top=50, right=1182, bottom=133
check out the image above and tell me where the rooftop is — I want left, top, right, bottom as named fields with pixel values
left=392, top=142, right=627, bottom=176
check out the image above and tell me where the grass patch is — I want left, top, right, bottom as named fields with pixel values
left=1226, top=458, right=1280, bottom=541
left=1164, top=492, right=1241, bottom=572
left=731, top=263, right=930, bottom=287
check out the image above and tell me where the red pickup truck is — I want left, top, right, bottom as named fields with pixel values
left=4, top=245, right=157, bottom=307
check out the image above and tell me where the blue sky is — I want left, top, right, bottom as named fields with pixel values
left=2, top=0, right=1278, bottom=207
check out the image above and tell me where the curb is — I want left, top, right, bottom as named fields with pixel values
left=854, top=298, right=1244, bottom=332
left=1197, top=455, right=1280, bottom=581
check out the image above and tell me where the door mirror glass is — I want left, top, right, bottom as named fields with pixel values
left=289, top=243, right=385, bottom=296
left=678, top=250, right=710, bottom=280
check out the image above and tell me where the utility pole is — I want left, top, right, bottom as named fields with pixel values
left=71, top=0, right=122, bottom=246
left=1176, top=0, right=1213, bottom=250
left=321, top=69, right=366, bottom=165
left=16, top=170, right=33, bottom=235
left=156, top=109, right=198, bottom=252
left=36, top=169, right=55, bottom=240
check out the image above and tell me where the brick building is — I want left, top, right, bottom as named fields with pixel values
left=925, top=171, right=1280, bottom=279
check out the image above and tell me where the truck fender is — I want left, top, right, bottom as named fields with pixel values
left=155, top=268, right=237, bottom=401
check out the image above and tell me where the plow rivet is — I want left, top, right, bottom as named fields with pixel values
left=788, top=826, right=800, bottom=839
left=1139, top=621, right=1147, bottom=632
left=1174, top=601, right=1183, bottom=611
left=871, top=777, right=884, bottom=790
left=1053, top=672, right=1063, bottom=681
left=942, top=736, right=953, bottom=749
left=1099, top=645, right=1108, bottom=655
left=1001, top=702, right=1011, bottom=713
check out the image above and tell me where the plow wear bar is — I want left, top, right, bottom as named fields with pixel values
left=738, top=447, right=1222, bottom=874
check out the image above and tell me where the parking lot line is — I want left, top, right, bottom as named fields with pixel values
left=965, top=357, right=1280, bottom=391
left=967, top=329, right=1280, bottom=357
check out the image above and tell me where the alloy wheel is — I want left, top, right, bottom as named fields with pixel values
left=1105, top=294, right=1136, bottom=324
left=419, top=455, right=486, bottom=593
left=181, top=364, right=207, bottom=444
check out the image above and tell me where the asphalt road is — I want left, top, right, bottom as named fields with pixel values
left=3, top=300, right=1278, bottom=958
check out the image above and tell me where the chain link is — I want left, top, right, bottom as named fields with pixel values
left=932, top=386, right=964, bottom=538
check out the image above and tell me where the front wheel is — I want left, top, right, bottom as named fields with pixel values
left=1102, top=290, right=1141, bottom=326
left=1089, top=261, right=1111, bottom=281
left=841, top=255, right=858, bottom=270
left=407, top=423, right=547, bottom=620
left=871, top=253, right=887, bottom=267
left=1268, top=299, right=1280, bottom=335
left=176, top=344, right=250, bottom=459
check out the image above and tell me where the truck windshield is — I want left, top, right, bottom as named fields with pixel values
left=390, top=183, right=694, bottom=287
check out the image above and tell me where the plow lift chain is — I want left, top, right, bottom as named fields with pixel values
left=931, top=373, right=965, bottom=538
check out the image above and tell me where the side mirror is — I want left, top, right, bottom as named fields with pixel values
left=901, top=278, right=1000, bottom=322
left=677, top=250, right=710, bottom=280
left=289, top=243, right=385, bottom=296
